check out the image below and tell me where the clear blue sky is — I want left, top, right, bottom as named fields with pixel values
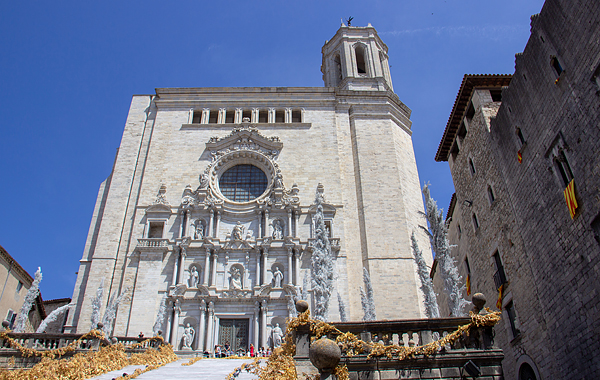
left=0, top=0, right=545, bottom=300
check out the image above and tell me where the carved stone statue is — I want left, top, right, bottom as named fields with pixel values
left=271, top=323, right=283, bottom=348
left=194, top=220, right=204, bottom=240
left=199, top=173, right=209, bottom=189
left=182, top=323, right=195, bottom=350
left=232, top=221, right=244, bottom=241
left=230, top=267, right=242, bottom=289
left=272, top=219, right=283, bottom=239
left=189, top=266, right=199, bottom=288
left=272, top=267, right=283, bottom=288
left=274, top=173, right=284, bottom=189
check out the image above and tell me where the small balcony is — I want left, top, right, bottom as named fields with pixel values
left=136, top=238, right=169, bottom=252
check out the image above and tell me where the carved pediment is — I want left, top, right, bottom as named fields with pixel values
left=146, top=203, right=172, bottom=213
left=206, top=125, right=283, bottom=155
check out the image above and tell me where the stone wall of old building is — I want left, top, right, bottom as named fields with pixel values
left=435, top=1, right=600, bottom=379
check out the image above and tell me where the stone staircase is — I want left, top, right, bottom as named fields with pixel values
left=88, top=358, right=259, bottom=380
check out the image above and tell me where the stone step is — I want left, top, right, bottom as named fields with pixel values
left=88, top=358, right=259, bottom=380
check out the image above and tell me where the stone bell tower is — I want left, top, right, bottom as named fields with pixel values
left=321, top=23, right=393, bottom=91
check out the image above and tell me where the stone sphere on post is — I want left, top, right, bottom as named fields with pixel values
left=472, top=293, right=486, bottom=313
left=309, top=336, right=341, bottom=372
left=96, top=322, right=104, bottom=330
left=296, top=299, right=309, bottom=313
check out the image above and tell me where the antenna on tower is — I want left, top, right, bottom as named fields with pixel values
left=346, top=16, right=354, bottom=26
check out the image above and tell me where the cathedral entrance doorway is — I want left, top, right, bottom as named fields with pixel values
left=218, top=319, right=249, bottom=354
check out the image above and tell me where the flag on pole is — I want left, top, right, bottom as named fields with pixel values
left=517, top=150, right=522, bottom=164
left=564, top=179, right=578, bottom=219
left=496, top=284, right=504, bottom=310
left=466, top=274, right=471, bottom=296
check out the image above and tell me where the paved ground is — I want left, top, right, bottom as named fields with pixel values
left=89, top=358, right=259, bottom=380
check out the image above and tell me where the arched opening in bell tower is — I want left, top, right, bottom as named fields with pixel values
left=355, top=45, right=367, bottom=74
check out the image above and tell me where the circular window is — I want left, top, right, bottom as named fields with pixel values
left=219, top=164, right=268, bottom=202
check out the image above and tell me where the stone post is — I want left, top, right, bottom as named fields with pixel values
left=203, top=248, right=211, bottom=286
left=294, top=210, right=300, bottom=238
left=198, top=300, right=206, bottom=352
left=178, top=210, right=185, bottom=238
left=185, top=210, right=192, bottom=237
left=287, top=209, right=292, bottom=237
left=251, top=108, right=259, bottom=123
left=268, top=108, right=275, bottom=123
left=287, top=248, right=293, bottom=285
left=257, top=210, right=262, bottom=238
left=171, top=251, right=179, bottom=286
left=201, top=108, right=209, bottom=124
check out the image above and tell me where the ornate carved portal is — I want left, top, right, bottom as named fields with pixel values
left=219, top=319, right=249, bottom=353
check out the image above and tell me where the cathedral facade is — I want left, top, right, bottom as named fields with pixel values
left=66, top=25, right=432, bottom=353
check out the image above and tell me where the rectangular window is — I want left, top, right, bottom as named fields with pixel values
left=242, top=110, right=251, bottom=122
left=225, top=110, right=235, bottom=123
left=208, top=110, right=218, bottom=124
left=450, top=141, right=460, bottom=161
left=291, top=110, right=302, bottom=123
left=258, top=110, right=268, bottom=123
left=554, top=150, right=574, bottom=187
left=505, top=301, right=520, bottom=338
left=472, top=213, right=479, bottom=231
left=192, top=111, right=202, bottom=124
left=515, top=127, right=526, bottom=147
left=148, top=222, right=164, bottom=239
left=464, top=256, right=471, bottom=275
left=551, top=56, right=563, bottom=76
left=490, top=88, right=502, bottom=102
left=275, top=110, right=285, bottom=123
left=6, top=310, right=16, bottom=329
left=457, top=223, right=462, bottom=238
left=487, top=186, right=495, bottom=204
left=465, top=101, right=475, bottom=123
left=469, top=158, right=476, bottom=175
left=324, top=220, right=333, bottom=237
left=16, top=281, right=23, bottom=292
left=492, top=251, right=507, bottom=289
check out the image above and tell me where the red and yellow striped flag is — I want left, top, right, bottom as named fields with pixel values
left=496, top=284, right=504, bottom=310
left=517, top=150, right=522, bottom=164
left=466, top=274, right=471, bottom=296
left=564, top=179, right=578, bottom=219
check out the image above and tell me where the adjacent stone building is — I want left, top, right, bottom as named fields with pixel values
left=0, top=245, right=46, bottom=332
left=434, top=0, right=600, bottom=379
left=66, top=24, right=433, bottom=354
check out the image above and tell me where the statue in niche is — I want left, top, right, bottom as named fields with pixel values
left=189, top=266, right=199, bottom=288
left=194, top=220, right=204, bottom=240
left=230, top=266, right=242, bottom=289
left=232, top=221, right=244, bottom=241
left=272, top=266, right=283, bottom=288
left=271, top=323, right=283, bottom=348
left=272, top=219, right=283, bottom=239
left=182, top=323, right=195, bottom=350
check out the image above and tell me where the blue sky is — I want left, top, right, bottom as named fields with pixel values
left=0, top=0, right=545, bottom=300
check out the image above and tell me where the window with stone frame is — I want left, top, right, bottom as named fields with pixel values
left=208, top=110, right=218, bottom=124
left=515, top=127, right=526, bottom=148
left=505, top=300, right=520, bottom=339
left=551, top=56, right=563, bottom=77
left=487, top=185, right=496, bottom=205
left=355, top=44, right=367, bottom=74
left=472, top=213, right=479, bottom=231
left=492, top=250, right=508, bottom=289
left=591, top=213, right=600, bottom=245
left=192, top=110, right=202, bottom=123
left=148, top=222, right=164, bottom=239
left=468, top=157, right=476, bottom=175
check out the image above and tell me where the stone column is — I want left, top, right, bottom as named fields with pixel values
left=203, top=248, right=211, bottom=286
left=206, top=301, right=215, bottom=353
left=260, top=300, right=268, bottom=349
left=285, top=108, right=292, bottom=123
left=211, top=251, right=218, bottom=287
left=294, top=211, right=300, bottom=238
left=201, top=108, right=209, bottom=124
left=234, top=108, right=242, bottom=123
left=172, top=251, right=179, bottom=286
left=294, top=250, right=300, bottom=287
left=178, top=210, right=185, bottom=238
left=170, top=299, right=181, bottom=346
left=287, top=209, right=292, bottom=237
left=265, top=210, right=270, bottom=237
left=251, top=108, right=259, bottom=123
left=257, top=210, right=262, bottom=238
left=255, top=250, right=261, bottom=287
left=215, top=211, right=221, bottom=238
left=208, top=210, right=214, bottom=238
left=287, top=248, right=293, bottom=285
left=253, top=301, right=260, bottom=350
left=185, top=210, right=192, bottom=237
left=218, top=108, right=226, bottom=124
left=268, top=108, right=275, bottom=123
left=178, top=246, right=187, bottom=285
left=198, top=300, right=206, bottom=352
left=262, top=249, right=268, bottom=286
